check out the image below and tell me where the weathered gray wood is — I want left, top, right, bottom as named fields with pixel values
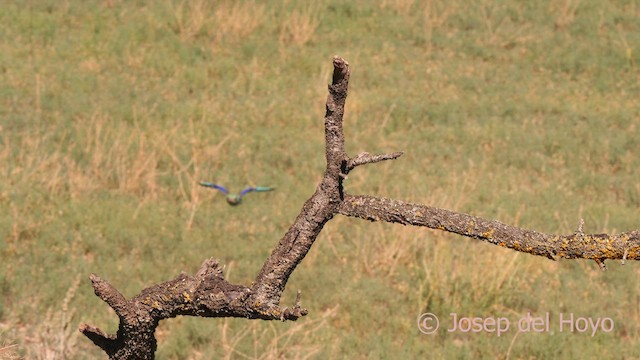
left=81, top=56, right=637, bottom=358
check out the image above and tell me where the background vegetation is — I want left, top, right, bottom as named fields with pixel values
left=1, top=0, right=639, bottom=358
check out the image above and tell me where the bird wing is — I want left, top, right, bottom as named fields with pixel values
left=239, top=187, right=256, bottom=197
left=199, top=181, right=229, bottom=194
left=240, top=186, right=274, bottom=197
left=254, top=186, right=274, bottom=192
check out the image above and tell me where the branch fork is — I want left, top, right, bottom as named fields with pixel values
left=81, top=56, right=640, bottom=358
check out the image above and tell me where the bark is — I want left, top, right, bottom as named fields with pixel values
left=250, top=56, right=351, bottom=307
left=338, top=194, right=640, bottom=269
left=81, top=56, right=639, bottom=358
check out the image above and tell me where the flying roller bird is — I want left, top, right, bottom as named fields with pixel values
left=199, top=181, right=274, bottom=206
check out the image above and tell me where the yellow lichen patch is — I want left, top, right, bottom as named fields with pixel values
left=152, top=301, right=161, bottom=309
left=183, top=292, right=192, bottom=302
left=466, top=221, right=475, bottom=233
left=482, top=228, right=495, bottom=239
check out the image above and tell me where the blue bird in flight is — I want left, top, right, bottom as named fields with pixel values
left=199, top=181, right=274, bottom=206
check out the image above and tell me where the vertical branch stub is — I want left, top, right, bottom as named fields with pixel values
left=331, top=56, right=350, bottom=85
left=251, top=56, right=353, bottom=307
left=325, top=56, right=350, bottom=167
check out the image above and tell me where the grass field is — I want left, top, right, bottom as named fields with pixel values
left=1, top=0, right=639, bottom=358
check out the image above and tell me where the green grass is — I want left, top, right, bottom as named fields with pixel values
left=1, top=0, right=639, bottom=358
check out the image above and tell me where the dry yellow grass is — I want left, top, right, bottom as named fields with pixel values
left=2, top=0, right=639, bottom=358
left=279, top=6, right=321, bottom=47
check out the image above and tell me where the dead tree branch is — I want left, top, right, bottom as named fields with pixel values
left=80, top=56, right=353, bottom=359
left=81, top=56, right=638, bottom=358
left=338, top=194, right=640, bottom=269
left=346, top=151, right=404, bottom=173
